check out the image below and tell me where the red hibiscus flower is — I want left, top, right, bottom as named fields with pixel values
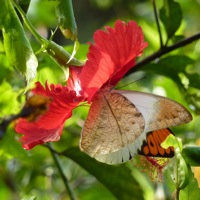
left=79, top=20, right=148, bottom=163
left=79, top=20, right=148, bottom=101
left=15, top=67, right=84, bottom=150
left=15, top=19, right=147, bottom=150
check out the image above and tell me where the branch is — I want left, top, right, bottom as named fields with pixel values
left=152, top=0, right=163, bottom=48
left=47, top=143, right=77, bottom=200
left=127, top=32, right=200, bottom=75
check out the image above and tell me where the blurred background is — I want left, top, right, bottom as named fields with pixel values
left=0, top=0, right=200, bottom=199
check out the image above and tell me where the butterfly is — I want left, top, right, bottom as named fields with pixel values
left=80, top=88, right=192, bottom=164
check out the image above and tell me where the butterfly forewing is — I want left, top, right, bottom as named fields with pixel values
left=116, top=90, right=192, bottom=132
left=80, top=90, right=145, bottom=157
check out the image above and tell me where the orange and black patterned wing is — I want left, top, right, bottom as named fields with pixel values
left=138, top=128, right=174, bottom=157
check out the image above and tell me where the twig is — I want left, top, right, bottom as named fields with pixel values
left=127, top=32, right=200, bottom=75
left=152, top=0, right=163, bottom=48
left=47, top=143, right=76, bottom=200
left=176, top=188, right=180, bottom=200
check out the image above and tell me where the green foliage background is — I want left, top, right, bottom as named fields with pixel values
left=0, top=0, right=200, bottom=199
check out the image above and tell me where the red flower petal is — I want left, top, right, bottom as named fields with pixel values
left=67, top=66, right=85, bottom=102
left=15, top=119, right=63, bottom=150
left=26, top=82, right=78, bottom=130
left=79, top=20, right=148, bottom=101
left=15, top=71, right=85, bottom=149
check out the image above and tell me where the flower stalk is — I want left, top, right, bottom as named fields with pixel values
left=48, top=143, right=76, bottom=200
left=11, top=0, right=83, bottom=67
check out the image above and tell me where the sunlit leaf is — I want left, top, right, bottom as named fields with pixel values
left=66, top=40, right=80, bottom=64
left=2, top=0, right=38, bottom=84
left=0, top=53, right=13, bottom=82
left=62, top=40, right=79, bottom=79
left=0, top=81, right=20, bottom=115
left=56, top=0, right=78, bottom=41
left=64, top=43, right=88, bottom=61
left=62, top=147, right=144, bottom=200
left=161, top=133, right=182, bottom=150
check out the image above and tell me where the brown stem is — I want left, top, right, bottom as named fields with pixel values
left=127, top=32, right=200, bottom=75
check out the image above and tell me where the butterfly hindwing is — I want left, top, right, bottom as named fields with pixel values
left=138, top=128, right=174, bottom=157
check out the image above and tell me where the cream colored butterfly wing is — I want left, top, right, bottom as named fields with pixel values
left=80, top=89, right=192, bottom=164
left=116, top=90, right=192, bottom=132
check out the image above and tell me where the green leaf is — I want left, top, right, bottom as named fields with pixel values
left=0, top=53, right=13, bottom=82
left=163, top=166, right=176, bottom=192
left=62, top=147, right=144, bottom=200
left=182, top=146, right=200, bottom=166
left=2, top=0, right=38, bottom=84
left=44, top=40, right=83, bottom=68
left=66, top=40, right=80, bottom=65
left=0, top=81, right=20, bottom=116
left=171, top=35, right=185, bottom=43
left=21, top=196, right=36, bottom=200
left=176, top=152, right=189, bottom=189
left=162, top=135, right=189, bottom=189
left=0, top=1, right=7, bottom=28
left=62, top=40, right=80, bottom=79
left=0, top=127, right=28, bottom=160
left=142, top=55, right=193, bottom=87
left=159, top=0, right=182, bottom=39
left=64, top=43, right=88, bottom=61
left=161, top=134, right=182, bottom=150
left=15, top=0, right=31, bottom=14
left=187, top=73, right=200, bottom=89
left=164, top=161, right=200, bottom=199
left=179, top=166, right=200, bottom=200
left=27, top=0, right=58, bottom=27
left=56, top=0, right=78, bottom=41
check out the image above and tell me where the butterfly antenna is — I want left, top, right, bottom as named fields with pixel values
left=116, top=75, right=148, bottom=89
